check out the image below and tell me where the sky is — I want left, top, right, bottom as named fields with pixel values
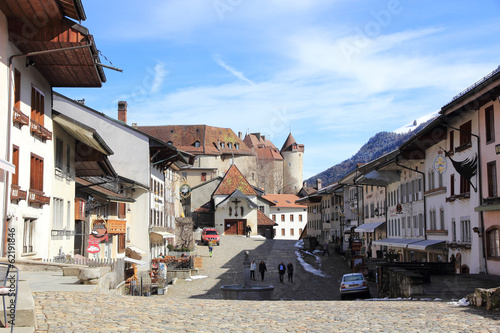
left=57, top=0, right=500, bottom=180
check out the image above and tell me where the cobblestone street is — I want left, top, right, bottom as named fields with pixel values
left=33, top=236, right=500, bottom=332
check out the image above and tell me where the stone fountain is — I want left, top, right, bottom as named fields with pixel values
left=220, top=251, right=274, bottom=300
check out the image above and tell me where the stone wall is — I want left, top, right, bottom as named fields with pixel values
left=377, top=266, right=426, bottom=298
left=467, top=287, right=500, bottom=311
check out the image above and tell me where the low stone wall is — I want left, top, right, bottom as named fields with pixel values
left=378, top=266, right=427, bottom=298
left=467, top=287, right=500, bottom=311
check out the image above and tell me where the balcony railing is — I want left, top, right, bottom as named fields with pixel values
left=28, top=190, right=50, bottom=206
left=10, top=184, right=27, bottom=201
left=13, top=107, right=29, bottom=127
left=30, top=119, right=52, bottom=141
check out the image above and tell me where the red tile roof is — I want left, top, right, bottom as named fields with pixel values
left=137, top=125, right=253, bottom=156
left=213, top=165, right=257, bottom=196
left=281, top=133, right=304, bottom=153
left=262, top=194, right=306, bottom=208
left=257, top=210, right=277, bottom=226
left=243, top=133, right=283, bottom=161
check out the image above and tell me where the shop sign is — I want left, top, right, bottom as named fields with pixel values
left=86, top=219, right=109, bottom=254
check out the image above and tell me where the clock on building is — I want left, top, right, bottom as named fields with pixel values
left=434, top=155, right=447, bottom=174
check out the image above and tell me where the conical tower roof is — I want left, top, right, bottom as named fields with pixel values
left=281, top=133, right=297, bottom=152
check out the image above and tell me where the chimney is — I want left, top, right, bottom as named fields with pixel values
left=118, top=101, right=127, bottom=123
left=316, top=179, right=322, bottom=190
left=238, top=131, right=242, bottom=139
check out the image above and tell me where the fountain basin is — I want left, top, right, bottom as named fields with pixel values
left=221, top=284, right=274, bottom=300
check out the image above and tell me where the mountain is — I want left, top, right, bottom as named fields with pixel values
left=305, top=112, right=439, bottom=186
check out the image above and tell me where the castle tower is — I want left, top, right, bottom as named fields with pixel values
left=281, top=133, right=304, bottom=194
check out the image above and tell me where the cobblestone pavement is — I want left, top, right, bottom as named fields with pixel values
left=33, top=236, right=500, bottom=332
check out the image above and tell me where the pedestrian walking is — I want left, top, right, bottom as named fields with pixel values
left=278, top=262, right=286, bottom=283
left=246, top=225, right=252, bottom=237
left=259, top=261, right=267, bottom=281
left=287, top=262, right=294, bottom=283
left=208, top=243, right=213, bottom=257
left=250, top=260, right=256, bottom=280
left=323, top=242, right=330, bottom=257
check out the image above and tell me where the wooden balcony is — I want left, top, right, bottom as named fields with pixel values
left=28, top=190, right=50, bottom=206
left=13, top=107, right=29, bottom=127
left=107, top=219, right=126, bottom=234
left=75, top=198, right=86, bottom=220
left=10, top=184, right=27, bottom=201
left=30, top=119, right=52, bottom=141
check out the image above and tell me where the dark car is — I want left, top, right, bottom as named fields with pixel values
left=201, top=228, right=220, bottom=245
left=339, top=273, right=370, bottom=299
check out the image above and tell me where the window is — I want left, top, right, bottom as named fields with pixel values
left=487, top=228, right=500, bottom=258
left=459, top=120, right=472, bottom=147
left=118, top=234, right=126, bottom=254
left=53, top=198, right=64, bottom=229
left=461, top=219, right=471, bottom=243
left=118, top=203, right=126, bottom=219
left=30, top=154, right=44, bottom=191
left=220, top=142, right=225, bottom=149
left=281, top=228, right=285, bottom=236
left=14, top=69, right=21, bottom=110
left=23, top=219, right=35, bottom=253
left=201, top=172, right=207, bottom=181
left=450, top=174, right=455, bottom=196
left=281, top=215, right=285, bottom=222
left=12, top=146, right=19, bottom=186
left=235, top=143, right=239, bottom=149
left=290, top=215, right=294, bottom=222
left=31, top=86, right=45, bottom=126
left=485, top=105, right=495, bottom=143
left=290, top=229, right=294, bottom=236
left=194, top=141, right=200, bottom=148
left=272, top=214, right=276, bottom=221
left=439, top=209, right=445, bottom=230
left=451, top=220, right=456, bottom=242
left=228, top=143, right=233, bottom=149
left=449, top=130, right=454, bottom=153
left=55, top=138, right=64, bottom=169
left=299, top=214, right=302, bottom=222
left=460, top=175, right=470, bottom=194
left=299, top=228, right=303, bottom=235
left=487, top=161, right=497, bottom=198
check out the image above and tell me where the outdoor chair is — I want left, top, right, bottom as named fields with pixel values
left=0, top=262, right=18, bottom=333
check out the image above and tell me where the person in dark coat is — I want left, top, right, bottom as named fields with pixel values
left=259, top=261, right=267, bottom=281
left=287, top=262, right=294, bottom=283
left=278, top=262, right=286, bottom=283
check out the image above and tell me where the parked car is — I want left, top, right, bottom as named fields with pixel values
left=201, top=228, right=220, bottom=245
left=339, top=273, right=370, bottom=299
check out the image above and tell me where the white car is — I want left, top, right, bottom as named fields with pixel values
left=339, top=273, right=370, bottom=300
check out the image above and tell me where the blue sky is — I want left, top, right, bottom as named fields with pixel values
left=57, top=0, right=500, bottom=180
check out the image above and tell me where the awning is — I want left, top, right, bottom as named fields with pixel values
left=126, top=246, right=147, bottom=259
left=124, top=257, right=147, bottom=267
left=407, top=240, right=446, bottom=250
left=475, top=204, right=500, bottom=212
left=151, top=231, right=175, bottom=239
left=373, top=238, right=421, bottom=248
left=0, top=158, right=15, bottom=173
left=355, top=221, right=385, bottom=233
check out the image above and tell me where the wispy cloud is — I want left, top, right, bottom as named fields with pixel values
left=212, top=54, right=256, bottom=86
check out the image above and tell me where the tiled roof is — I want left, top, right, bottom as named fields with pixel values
left=194, top=201, right=213, bottom=213
left=243, top=133, right=283, bottom=161
left=137, top=125, right=253, bottom=156
left=281, top=133, right=304, bottom=153
left=213, top=165, right=257, bottom=196
left=262, top=194, right=306, bottom=208
left=258, top=210, right=278, bottom=226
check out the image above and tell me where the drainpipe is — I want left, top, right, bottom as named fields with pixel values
left=3, top=44, right=93, bottom=256
left=440, top=121, right=487, bottom=274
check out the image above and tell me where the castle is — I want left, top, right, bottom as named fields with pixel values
left=137, top=125, right=304, bottom=195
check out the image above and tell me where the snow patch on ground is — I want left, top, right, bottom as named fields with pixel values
left=448, top=298, right=470, bottom=307
left=295, top=250, right=329, bottom=278
left=185, top=275, right=208, bottom=282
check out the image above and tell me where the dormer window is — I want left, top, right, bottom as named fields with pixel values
left=167, top=141, right=173, bottom=145
left=220, top=142, right=225, bottom=149
left=235, top=143, right=239, bottom=149
left=228, top=143, right=233, bottom=149
left=194, top=141, right=201, bottom=148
